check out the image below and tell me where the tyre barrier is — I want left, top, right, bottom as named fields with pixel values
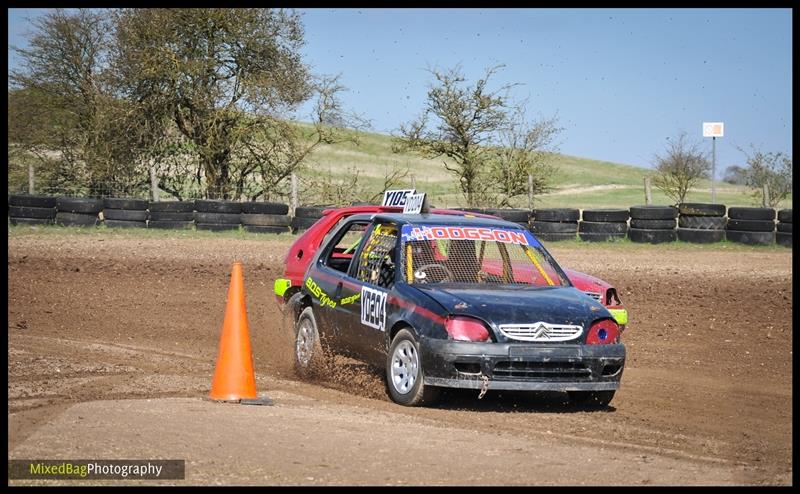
left=627, top=205, right=677, bottom=244
left=776, top=208, right=792, bottom=248
left=579, top=209, right=628, bottom=242
left=55, top=197, right=102, bottom=226
left=528, top=208, right=579, bottom=242
left=725, top=207, right=775, bottom=246
left=677, top=202, right=726, bottom=244
left=102, top=197, right=148, bottom=229
left=291, top=205, right=329, bottom=233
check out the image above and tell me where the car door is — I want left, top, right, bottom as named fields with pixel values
left=337, top=221, right=400, bottom=365
left=308, top=219, right=371, bottom=354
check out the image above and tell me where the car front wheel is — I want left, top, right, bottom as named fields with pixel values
left=386, top=328, right=439, bottom=406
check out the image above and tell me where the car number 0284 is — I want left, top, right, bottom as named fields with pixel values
left=361, top=286, right=387, bottom=331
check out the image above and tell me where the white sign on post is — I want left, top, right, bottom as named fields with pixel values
left=402, top=193, right=426, bottom=214
left=382, top=189, right=416, bottom=207
left=703, top=122, right=724, bottom=138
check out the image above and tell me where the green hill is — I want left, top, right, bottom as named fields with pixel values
left=299, top=126, right=792, bottom=210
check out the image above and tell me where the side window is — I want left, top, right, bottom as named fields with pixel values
left=354, top=223, right=399, bottom=289
left=322, top=221, right=370, bottom=274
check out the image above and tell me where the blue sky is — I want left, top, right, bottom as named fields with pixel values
left=8, top=8, right=793, bottom=174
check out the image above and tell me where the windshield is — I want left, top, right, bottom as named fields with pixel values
left=400, top=224, right=570, bottom=287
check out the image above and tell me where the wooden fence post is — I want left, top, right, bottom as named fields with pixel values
left=527, top=174, right=533, bottom=210
left=644, top=177, right=652, bottom=205
left=28, top=164, right=35, bottom=194
left=762, top=184, right=770, bottom=208
left=149, top=164, right=160, bottom=202
left=291, top=173, right=298, bottom=215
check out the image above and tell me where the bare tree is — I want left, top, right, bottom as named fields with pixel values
left=652, top=133, right=711, bottom=205
left=737, top=145, right=792, bottom=208
left=393, top=65, right=559, bottom=207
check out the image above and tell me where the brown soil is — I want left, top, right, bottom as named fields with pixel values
left=7, top=230, right=793, bottom=485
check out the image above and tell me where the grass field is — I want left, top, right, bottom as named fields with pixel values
left=8, top=124, right=791, bottom=210
left=298, top=126, right=792, bottom=210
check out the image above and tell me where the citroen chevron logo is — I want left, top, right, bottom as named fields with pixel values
left=498, top=322, right=583, bottom=342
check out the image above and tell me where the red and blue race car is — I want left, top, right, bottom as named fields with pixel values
left=274, top=203, right=628, bottom=407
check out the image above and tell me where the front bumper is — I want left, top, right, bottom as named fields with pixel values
left=420, top=338, right=625, bottom=391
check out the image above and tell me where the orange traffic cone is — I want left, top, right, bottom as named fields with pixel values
left=209, top=262, right=260, bottom=402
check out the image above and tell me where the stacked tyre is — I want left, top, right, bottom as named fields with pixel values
left=529, top=208, right=579, bottom=241
left=56, top=197, right=101, bottom=227
left=8, top=194, right=57, bottom=226
left=292, top=206, right=328, bottom=233
left=484, top=208, right=531, bottom=230
left=148, top=201, right=195, bottom=229
left=194, top=200, right=241, bottom=231
left=579, top=209, right=628, bottom=242
left=725, top=207, right=775, bottom=246
left=102, top=197, right=148, bottom=229
left=627, top=205, right=677, bottom=244
left=676, top=203, right=726, bottom=244
left=241, top=202, right=291, bottom=234
left=776, top=209, right=792, bottom=248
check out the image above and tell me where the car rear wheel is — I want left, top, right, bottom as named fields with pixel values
left=386, top=328, right=439, bottom=406
left=294, top=306, right=327, bottom=377
left=567, top=390, right=615, bottom=408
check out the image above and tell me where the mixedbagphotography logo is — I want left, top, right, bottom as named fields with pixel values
left=8, top=460, right=185, bottom=480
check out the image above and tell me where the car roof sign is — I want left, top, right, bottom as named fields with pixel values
left=402, top=192, right=427, bottom=214
left=382, top=189, right=416, bottom=207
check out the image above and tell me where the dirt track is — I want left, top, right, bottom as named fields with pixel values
left=7, top=230, right=793, bottom=485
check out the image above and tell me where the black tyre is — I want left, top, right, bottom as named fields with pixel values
left=579, top=221, right=628, bottom=234
left=243, top=225, right=289, bottom=234
left=8, top=194, right=57, bottom=208
left=677, top=203, right=726, bottom=217
left=103, top=197, right=148, bottom=210
left=534, top=232, right=578, bottom=242
left=294, top=306, right=329, bottom=378
left=727, top=207, right=775, bottom=221
left=629, top=218, right=676, bottom=230
left=104, top=219, right=146, bottom=229
left=9, top=217, right=54, bottom=226
left=483, top=208, right=530, bottom=223
left=678, top=215, right=727, bottom=230
left=294, top=206, right=329, bottom=218
left=194, top=199, right=242, bottom=214
left=386, top=328, right=439, bottom=407
left=56, top=197, right=103, bottom=214
left=196, top=223, right=240, bottom=231
left=725, top=219, right=775, bottom=232
left=777, top=223, right=792, bottom=233
left=291, top=216, right=319, bottom=232
left=147, top=220, right=194, bottom=230
left=8, top=206, right=56, bottom=219
left=578, top=232, right=626, bottom=242
left=56, top=212, right=98, bottom=226
left=240, top=201, right=290, bottom=215
left=148, top=201, right=195, bottom=213
left=531, top=208, right=580, bottom=222
left=725, top=230, right=775, bottom=246
left=147, top=211, right=194, bottom=221
left=582, top=209, right=629, bottom=222
left=676, top=228, right=725, bottom=244
left=567, top=390, right=615, bottom=408
left=628, top=228, right=677, bottom=244
left=776, top=232, right=792, bottom=248
left=530, top=221, right=579, bottom=234
left=628, top=205, right=678, bottom=220
left=102, top=208, right=148, bottom=221
left=777, top=209, right=792, bottom=224
left=240, top=213, right=291, bottom=227
left=194, top=212, right=241, bottom=224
